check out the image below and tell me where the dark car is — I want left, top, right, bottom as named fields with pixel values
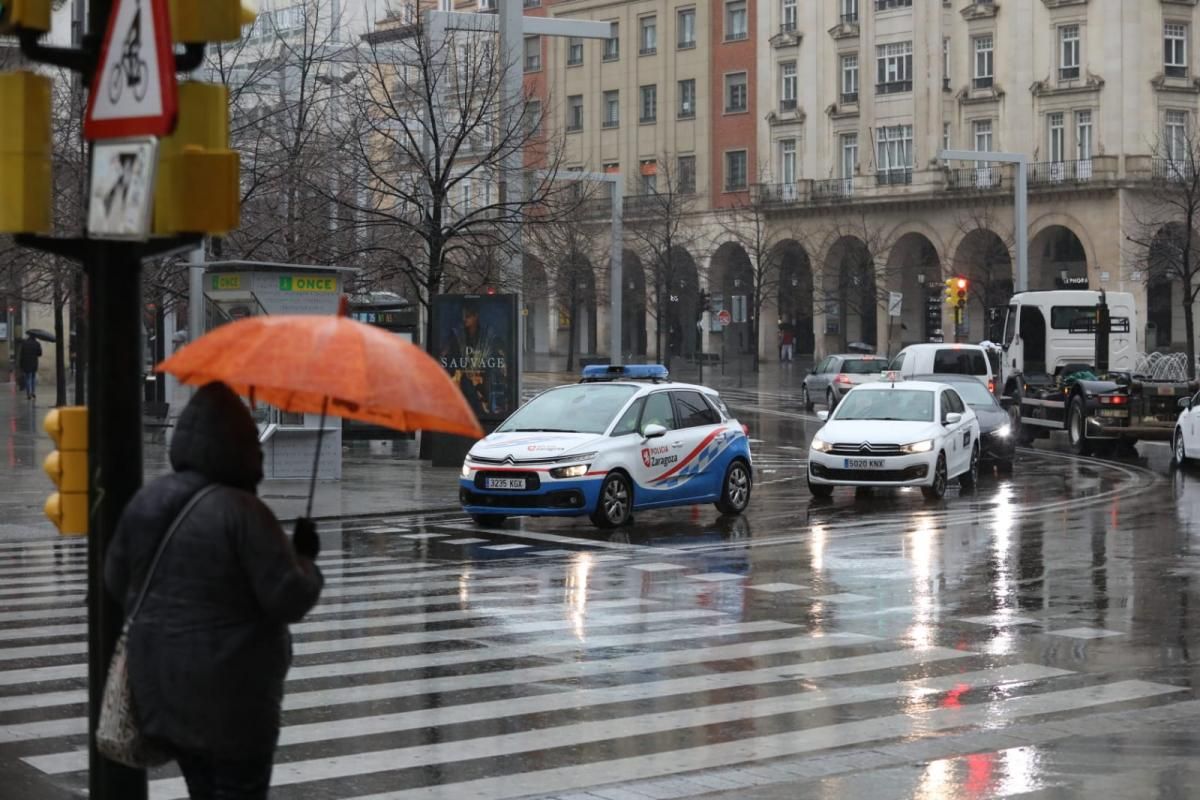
left=912, top=373, right=1015, bottom=473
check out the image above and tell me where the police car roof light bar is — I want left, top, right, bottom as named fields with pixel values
left=581, top=364, right=670, bottom=383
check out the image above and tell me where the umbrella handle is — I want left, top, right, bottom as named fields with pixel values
left=306, top=396, right=330, bottom=519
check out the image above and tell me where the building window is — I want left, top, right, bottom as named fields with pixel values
left=640, top=159, right=658, bottom=194
left=780, top=138, right=797, bottom=184
left=1059, top=25, right=1080, bottom=81
left=678, top=8, right=696, bottom=48
left=725, top=0, right=748, bottom=41
left=640, top=85, right=657, bottom=123
left=604, top=22, right=619, bottom=60
left=678, top=78, right=696, bottom=118
left=524, top=99, right=542, bottom=134
left=725, top=72, right=748, bottom=112
left=876, top=124, right=913, bottom=184
left=1166, top=23, right=1188, bottom=78
left=678, top=155, right=696, bottom=193
left=567, top=95, right=583, bottom=131
left=725, top=150, right=748, bottom=190
left=841, top=0, right=859, bottom=24
left=1076, top=110, right=1093, bottom=161
left=943, top=37, right=950, bottom=89
left=841, top=54, right=859, bottom=103
left=876, top=41, right=913, bottom=94
left=1048, top=112, right=1065, bottom=162
left=603, top=90, right=619, bottom=128
left=567, top=37, right=584, bottom=66
left=973, top=119, right=993, bottom=156
left=781, top=0, right=797, bottom=32
left=781, top=61, right=798, bottom=110
left=840, top=132, right=858, bottom=184
left=1165, top=109, right=1188, bottom=163
left=640, top=16, right=657, bottom=55
left=875, top=0, right=912, bottom=10
left=523, top=36, right=541, bottom=72
left=943, top=121, right=950, bottom=152
left=973, top=35, right=993, bottom=89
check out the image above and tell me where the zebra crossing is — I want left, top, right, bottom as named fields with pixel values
left=0, top=527, right=1193, bottom=800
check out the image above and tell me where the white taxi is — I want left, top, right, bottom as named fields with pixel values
left=807, top=379, right=980, bottom=501
left=460, top=365, right=754, bottom=528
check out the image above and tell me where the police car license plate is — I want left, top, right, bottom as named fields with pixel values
left=844, top=458, right=885, bottom=469
left=485, top=477, right=527, bottom=490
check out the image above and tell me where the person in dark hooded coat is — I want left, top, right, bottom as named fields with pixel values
left=105, top=381, right=323, bottom=799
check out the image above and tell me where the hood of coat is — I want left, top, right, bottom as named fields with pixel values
left=170, top=382, right=264, bottom=491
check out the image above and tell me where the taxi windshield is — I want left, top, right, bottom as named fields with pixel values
left=497, top=384, right=639, bottom=434
left=834, top=390, right=934, bottom=422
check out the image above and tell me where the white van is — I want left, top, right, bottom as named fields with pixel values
left=888, top=343, right=997, bottom=394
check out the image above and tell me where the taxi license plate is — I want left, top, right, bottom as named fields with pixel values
left=485, top=477, right=527, bottom=490
left=844, top=458, right=885, bottom=469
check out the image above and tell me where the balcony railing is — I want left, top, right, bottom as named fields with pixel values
left=780, top=21, right=798, bottom=34
left=947, top=166, right=1004, bottom=190
left=780, top=98, right=798, bottom=112
left=1152, top=158, right=1199, bottom=183
left=639, top=46, right=657, bottom=56
left=1167, top=65, right=1189, bottom=79
left=876, top=169, right=913, bottom=186
left=841, top=91, right=859, bottom=104
left=841, top=12, right=860, bottom=24
left=813, top=178, right=854, bottom=201
left=1028, top=159, right=1095, bottom=185
left=1059, top=66, right=1080, bottom=81
left=877, top=80, right=912, bottom=94
left=973, top=75, right=994, bottom=90
left=726, top=30, right=750, bottom=42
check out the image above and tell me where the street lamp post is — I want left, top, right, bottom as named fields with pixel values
left=939, top=149, right=1029, bottom=293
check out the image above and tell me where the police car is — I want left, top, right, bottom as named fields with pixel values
left=460, top=365, right=753, bottom=528
left=807, top=377, right=981, bottom=501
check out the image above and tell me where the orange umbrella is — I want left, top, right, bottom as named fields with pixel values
left=158, top=301, right=483, bottom=514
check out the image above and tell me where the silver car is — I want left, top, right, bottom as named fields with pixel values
left=802, top=354, right=888, bottom=411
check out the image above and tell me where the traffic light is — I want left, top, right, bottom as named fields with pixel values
left=0, top=71, right=52, bottom=234
left=944, top=278, right=956, bottom=305
left=43, top=407, right=88, bottom=536
left=154, top=81, right=240, bottom=235
left=956, top=277, right=968, bottom=307
left=0, top=0, right=51, bottom=34
left=169, top=0, right=256, bottom=43
left=697, top=289, right=712, bottom=320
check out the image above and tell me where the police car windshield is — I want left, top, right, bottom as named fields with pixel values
left=834, top=390, right=934, bottom=422
left=498, top=385, right=639, bottom=435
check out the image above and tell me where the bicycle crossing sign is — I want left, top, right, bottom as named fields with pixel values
left=84, top=0, right=178, bottom=140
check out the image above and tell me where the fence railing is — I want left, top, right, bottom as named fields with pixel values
left=1152, top=158, right=1199, bottom=183
left=946, top=166, right=1004, bottom=190
left=1028, top=159, right=1095, bottom=185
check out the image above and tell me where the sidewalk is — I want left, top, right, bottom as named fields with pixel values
left=0, top=383, right=462, bottom=541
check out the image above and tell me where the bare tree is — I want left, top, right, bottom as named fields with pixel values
left=1127, top=132, right=1200, bottom=377
left=952, top=205, right=1016, bottom=341
left=625, top=156, right=702, bottom=362
left=814, top=211, right=902, bottom=353
left=334, top=17, right=574, bottom=347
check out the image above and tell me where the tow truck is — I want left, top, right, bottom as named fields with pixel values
left=998, top=289, right=1197, bottom=455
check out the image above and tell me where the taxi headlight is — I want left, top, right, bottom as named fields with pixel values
left=810, top=435, right=832, bottom=453
left=993, top=424, right=1012, bottom=439
left=550, top=464, right=590, bottom=479
left=901, top=440, right=934, bottom=454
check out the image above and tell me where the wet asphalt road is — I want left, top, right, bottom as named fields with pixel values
left=2, top=377, right=1200, bottom=799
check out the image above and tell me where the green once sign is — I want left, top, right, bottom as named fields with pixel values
left=279, top=275, right=336, bottom=293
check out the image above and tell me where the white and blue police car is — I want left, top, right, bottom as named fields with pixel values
left=460, top=365, right=753, bottom=529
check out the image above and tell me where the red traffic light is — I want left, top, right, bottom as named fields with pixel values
left=486, top=286, right=496, bottom=296
left=956, top=278, right=968, bottom=290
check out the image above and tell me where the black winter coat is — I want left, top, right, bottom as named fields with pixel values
left=18, top=338, right=40, bottom=372
left=105, top=383, right=323, bottom=759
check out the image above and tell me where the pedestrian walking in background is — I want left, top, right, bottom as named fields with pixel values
left=18, top=331, right=41, bottom=399
left=105, top=381, right=323, bottom=799
left=779, top=327, right=795, bottom=363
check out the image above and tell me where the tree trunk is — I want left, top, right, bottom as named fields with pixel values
left=1184, top=283, right=1196, bottom=380
left=566, top=300, right=578, bottom=373
left=53, top=280, right=66, bottom=407
left=72, top=270, right=85, bottom=404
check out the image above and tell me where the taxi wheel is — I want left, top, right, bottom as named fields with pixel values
left=959, top=444, right=980, bottom=492
left=592, top=472, right=633, bottom=529
left=471, top=514, right=506, bottom=529
left=921, top=453, right=948, bottom=501
left=802, top=386, right=814, bottom=412
left=716, top=460, right=752, bottom=515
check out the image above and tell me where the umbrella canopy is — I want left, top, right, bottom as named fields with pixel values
left=157, top=313, right=484, bottom=440
left=25, top=329, right=56, bottom=343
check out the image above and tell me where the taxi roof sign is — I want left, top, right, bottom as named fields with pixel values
left=581, top=364, right=670, bottom=383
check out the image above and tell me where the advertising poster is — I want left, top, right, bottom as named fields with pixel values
left=432, top=294, right=518, bottom=424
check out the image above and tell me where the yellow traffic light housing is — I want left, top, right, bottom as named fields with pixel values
left=0, top=71, right=52, bottom=234
left=43, top=407, right=88, bottom=536
left=944, top=278, right=956, bottom=305
left=0, top=0, right=52, bottom=34
left=154, top=81, right=241, bottom=236
left=169, top=0, right=256, bottom=44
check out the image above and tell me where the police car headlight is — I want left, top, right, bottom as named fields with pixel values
left=550, top=464, right=590, bottom=479
left=901, top=440, right=934, bottom=454
left=993, top=424, right=1012, bottom=439
left=810, top=435, right=832, bottom=453
left=461, top=461, right=472, bottom=478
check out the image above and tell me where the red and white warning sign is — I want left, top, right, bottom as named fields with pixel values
left=84, top=0, right=178, bottom=140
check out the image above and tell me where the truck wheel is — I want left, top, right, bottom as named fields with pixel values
left=1174, top=430, right=1188, bottom=467
left=1067, top=396, right=1093, bottom=456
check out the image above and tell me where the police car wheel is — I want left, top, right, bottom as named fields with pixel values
left=716, top=460, right=752, bottom=515
left=591, top=472, right=633, bottom=529
left=471, top=514, right=506, bottom=529
left=807, top=478, right=833, bottom=498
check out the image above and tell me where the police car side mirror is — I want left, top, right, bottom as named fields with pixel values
left=816, top=410, right=829, bottom=421
left=1180, top=397, right=1193, bottom=411
left=944, top=412, right=963, bottom=426
left=642, top=423, right=668, bottom=440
